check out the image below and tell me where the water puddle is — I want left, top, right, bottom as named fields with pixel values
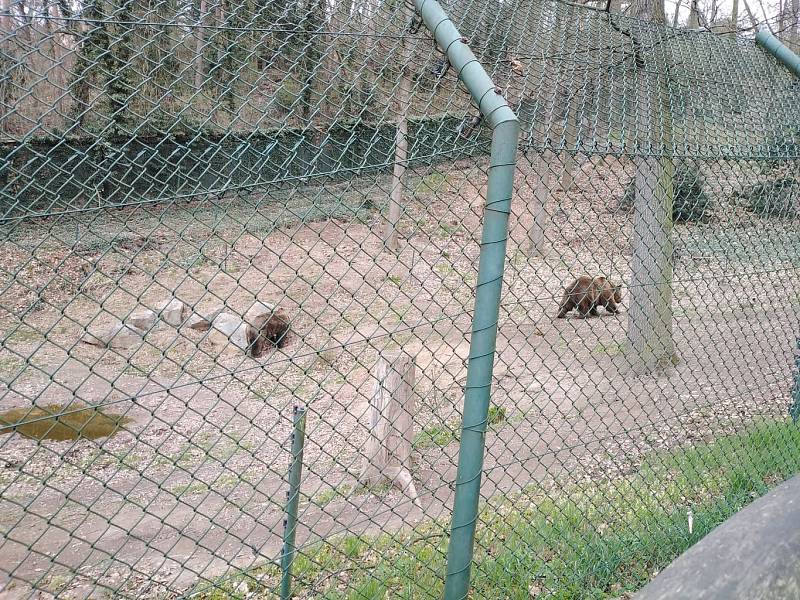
left=0, top=404, right=132, bottom=441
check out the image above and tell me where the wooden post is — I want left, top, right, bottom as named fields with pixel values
left=361, top=350, right=421, bottom=508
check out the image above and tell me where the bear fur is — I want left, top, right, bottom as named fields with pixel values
left=247, top=309, right=291, bottom=357
left=557, top=276, right=622, bottom=318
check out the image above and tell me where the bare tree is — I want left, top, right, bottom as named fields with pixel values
left=793, top=0, right=799, bottom=48
left=730, top=0, right=740, bottom=33
left=521, top=2, right=565, bottom=256
left=672, top=0, right=683, bottom=27
left=385, top=4, right=415, bottom=252
left=688, top=0, right=701, bottom=27
left=194, top=0, right=207, bottom=90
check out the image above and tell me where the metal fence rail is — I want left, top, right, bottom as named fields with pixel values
left=0, top=0, right=799, bottom=598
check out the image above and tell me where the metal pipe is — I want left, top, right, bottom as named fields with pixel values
left=411, top=2, right=520, bottom=599
left=756, top=28, right=800, bottom=78
left=279, top=405, right=307, bottom=600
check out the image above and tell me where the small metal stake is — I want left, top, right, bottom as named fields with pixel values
left=280, top=405, right=307, bottom=600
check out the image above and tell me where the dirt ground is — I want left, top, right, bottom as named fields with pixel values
left=0, top=155, right=798, bottom=598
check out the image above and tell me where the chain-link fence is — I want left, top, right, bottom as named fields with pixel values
left=0, top=0, right=799, bottom=597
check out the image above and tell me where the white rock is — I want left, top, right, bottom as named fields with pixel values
left=161, top=298, right=189, bottom=327
left=83, top=322, right=143, bottom=349
left=244, top=300, right=277, bottom=325
left=210, top=312, right=251, bottom=352
left=126, top=309, right=157, bottom=333
left=234, top=581, right=249, bottom=595
left=185, top=312, right=212, bottom=331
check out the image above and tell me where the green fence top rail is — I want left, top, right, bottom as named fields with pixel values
left=756, top=28, right=800, bottom=79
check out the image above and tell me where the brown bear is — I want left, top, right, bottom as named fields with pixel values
left=247, top=309, right=291, bottom=357
left=557, top=276, right=622, bottom=318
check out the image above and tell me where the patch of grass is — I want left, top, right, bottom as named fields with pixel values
left=312, top=483, right=355, bottom=507
left=414, top=171, right=448, bottom=194
left=310, top=482, right=394, bottom=508
left=1, top=326, right=43, bottom=345
left=0, top=355, right=24, bottom=378
left=387, top=275, right=403, bottom=286
left=487, top=404, right=507, bottom=426
left=123, top=364, right=148, bottom=378
left=434, top=262, right=454, bottom=277
left=275, top=78, right=302, bottom=114
left=414, top=423, right=459, bottom=449
left=594, top=341, right=625, bottom=356
left=437, top=222, right=461, bottom=237
left=416, top=411, right=505, bottom=450
left=389, top=306, right=410, bottom=324
left=170, top=482, right=209, bottom=497
left=196, top=420, right=800, bottom=599
left=315, top=349, right=339, bottom=368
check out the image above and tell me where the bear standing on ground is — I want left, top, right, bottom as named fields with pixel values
left=557, top=276, right=622, bottom=318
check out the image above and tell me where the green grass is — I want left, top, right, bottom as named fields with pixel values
left=312, top=484, right=355, bottom=507
left=194, top=420, right=800, bottom=599
left=414, top=171, right=449, bottom=194
left=415, top=409, right=507, bottom=450
left=414, top=424, right=458, bottom=449
left=170, top=482, right=210, bottom=497
left=593, top=341, right=625, bottom=356
left=487, top=405, right=507, bottom=426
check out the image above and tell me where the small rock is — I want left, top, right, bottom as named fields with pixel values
left=185, top=312, right=215, bottom=331
left=83, top=322, right=143, bottom=349
left=234, top=581, right=249, bottom=596
left=161, top=298, right=189, bottom=327
left=126, top=309, right=157, bottom=333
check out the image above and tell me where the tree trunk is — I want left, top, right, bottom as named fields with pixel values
left=385, top=5, right=414, bottom=252
left=520, top=3, right=563, bottom=255
left=47, top=0, right=64, bottom=62
left=0, top=0, right=10, bottom=32
left=560, top=94, right=580, bottom=191
left=12, top=0, right=31, bottom=43
left=194, top=0, right=206, bottom=91
left=625, top=0, right=677, bottom=373
left=672, top=0, right=683, bottom=26
left=560, top=8, right=580, bottom=193
left=361, top=351, right=421, bottom=507
left=528, top=151, right=553, bottom=255
left=688, top=0, right=700, bottom=27
left=730, top=0, right=739, bottom=34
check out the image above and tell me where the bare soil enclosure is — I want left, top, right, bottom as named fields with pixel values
left=2, top=0, right=800, bottom=595
left=0, top=153, right=797, bottom=597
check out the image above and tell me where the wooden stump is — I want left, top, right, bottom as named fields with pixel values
left=361, top=350, right=421, bottom=508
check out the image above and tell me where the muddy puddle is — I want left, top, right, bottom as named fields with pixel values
left=0, top=404, right=132, bottom=441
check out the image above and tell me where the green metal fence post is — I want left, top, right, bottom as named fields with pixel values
left=755, top=29, right=800, bottom=78
left=411, top=2, right=520, bottom=598
left=280, top=405, right=307, bottom=600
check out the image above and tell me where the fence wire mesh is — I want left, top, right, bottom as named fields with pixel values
left=0, top=0, right=799, bottom=597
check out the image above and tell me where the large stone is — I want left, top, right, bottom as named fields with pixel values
left=244, top=300, right=277, bottom=323
left=184, top=312, right=214, bottom=331
left=83, top=322, right=143, bottom=349
left=209, top=312, right=251, bottom=353
left=126, top=309, right=157, bottom=332
left=161, top=298, right=189, bottom=327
